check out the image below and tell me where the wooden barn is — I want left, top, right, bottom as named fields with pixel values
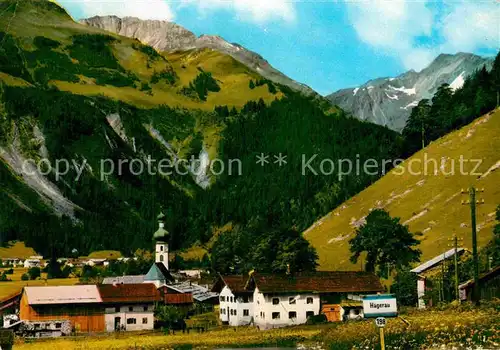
left=19, top=285, right=105, bottom=335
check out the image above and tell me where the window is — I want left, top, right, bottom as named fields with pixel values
left=306, top=311, right=314, bottom=318
left=128, top=306, right=134, bottom=312
left=234, top=309, right=237, bottom=316
left=127, top=318, right=136, bottom=325
left=220, top=296, right=225, bottom=302
left=115, top=307, right=120, bottom=312
left=242, top=296, right=249, bottom=303
left=230, top=296, right=233, bottom=302
left=289, top=312, right=297, bottom=319
left=272, top=312, right=280, bottom=320
left=306, top=297, right=313, bottom=304
left=160, top=255, right=164, bottom=262
left=260, top=311, right=263, bottom=317
left=55, top=323, right=62, bottom=329
left=142, top=318, right=148, bottom=324
left=143, top=306, right=148, bottom=311
left=272, top=298, right=279, bottom=305
left=243, top=309, right=249, bottom=316
left=160, top=246, right=163, bottom=251
left=289, top=297, right=296, bottom=305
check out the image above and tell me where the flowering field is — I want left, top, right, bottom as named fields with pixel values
left=14, top=304, right=500, bottom=349
left=318, top=304, right=500, bottom=350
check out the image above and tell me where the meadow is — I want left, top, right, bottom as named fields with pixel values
left=12, top=304, right=500, bottom=350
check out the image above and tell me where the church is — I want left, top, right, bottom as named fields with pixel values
left=102, top=213, right=174, bottom=287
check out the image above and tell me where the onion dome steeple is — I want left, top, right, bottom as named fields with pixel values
left=153, top=212, right=169, bottom=242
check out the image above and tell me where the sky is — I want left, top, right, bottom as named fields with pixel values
left=57, top=0, right=499, bottom=95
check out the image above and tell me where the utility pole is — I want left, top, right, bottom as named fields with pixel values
left=441, top=253, right=445, bottom=302
left=461, top=187, right=485, bottom=305
left=448, top=234, right=464, bottom=302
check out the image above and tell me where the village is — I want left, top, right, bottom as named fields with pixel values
left=0, top=213, right=498, bottom=349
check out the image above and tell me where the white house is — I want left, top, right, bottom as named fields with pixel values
left=212, top=275, right=254, bottom=326
left=213, top=272, right=384, bottom=329
left=23, top=259, right=41, bottom=268
left=99, top=283, right=159, bottom=332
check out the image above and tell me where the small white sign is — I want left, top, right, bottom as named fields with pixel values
left=363, top=294, right=398, bottom=318
left=375, top=317, right=386, bottom=328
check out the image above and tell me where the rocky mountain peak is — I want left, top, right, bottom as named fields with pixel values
left=327, top=52, right=494, bottom=131
left=80, top=15, right=315, bottom=95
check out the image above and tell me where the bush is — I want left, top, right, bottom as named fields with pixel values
left=21, top=273, right=29, bottom=281
left=0, top=272, right=11, bottom=282
left=181, top=68, right=220, bottom=101
left=68, top=34, right=121, bottom=70
left=151, top=69, right=177, bottom=85
left=28, top=266, right=41, bottom=280
left=133, top=43, right=164, bottom=62
left=33, top=36, right=61, bottom=49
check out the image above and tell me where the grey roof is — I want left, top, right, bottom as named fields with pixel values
left=102, top=275, right=145, bottom=285
left=166, top=282, right=218, bottom=302
left=411, top=248, right=466, bottom=274
left=25, top=286, right=102, bottom=305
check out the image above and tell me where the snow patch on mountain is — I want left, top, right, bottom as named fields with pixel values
left=389, top=85, right=416, bottom=96
left=450, top=71, right=466, bottom=91
left=401, top=101, right=419, bottom=110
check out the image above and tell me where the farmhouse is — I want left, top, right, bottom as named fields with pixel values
left=18, top=284, right=160, bottom=337
left=411, top=248, right=467, bottom=308
left=459, top=265, right=500, bottom=301
left=213, top=271, right=383, bottom=329
left=212, top=275, right=254, bottom=326
left=98, top=284, right=159, bottom=332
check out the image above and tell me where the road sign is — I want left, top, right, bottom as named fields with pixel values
left=363, top=294, right=398, bottom=318
left=375, top=317, right=386, bottom=328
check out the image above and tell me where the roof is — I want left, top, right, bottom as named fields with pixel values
left=98, top=283, right=160, bottom=303
left=459, top=265, right=500, bottom=290
left=24, top=285, right=102, bottom=305
left=250, top=271, right=384, bottom=294
left=102, top=275, right=145, bottom=285
left=411, top=248, right=466, bottom=274
left=166, top=282, right=219, bottom=302
left=145, top=263, right=173, bottom=282
left=153, top=227, right=169, bottom=241
left=212, top=275, right=252, bottom=294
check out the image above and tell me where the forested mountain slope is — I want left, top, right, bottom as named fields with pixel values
left=0, top=0, right=399, bottom=260
left=305, top=109, right=500, bottom=270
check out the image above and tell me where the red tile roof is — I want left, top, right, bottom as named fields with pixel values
left=251, top=272, right=384, bottom=294
left=97, top=283, right=160, bottom=303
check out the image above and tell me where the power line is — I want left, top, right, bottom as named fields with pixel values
left=461, top=187, right=485, bottom=305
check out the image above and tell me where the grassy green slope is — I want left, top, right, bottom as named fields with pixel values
left=305, top=108, right=500, bottom=270
left=0, top=0, right=279, bottom=110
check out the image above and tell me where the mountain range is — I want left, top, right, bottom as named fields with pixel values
left=0, top=0, right=397, bottom=260
left=80, top=15, right=316, bottom=96
left=327, top=53, right=494, bottom=131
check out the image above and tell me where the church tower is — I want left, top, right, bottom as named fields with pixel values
left=153, top=212, right=169, bottom=270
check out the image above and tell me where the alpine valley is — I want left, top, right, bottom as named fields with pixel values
left=0, top=0, right=499, bottom=273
